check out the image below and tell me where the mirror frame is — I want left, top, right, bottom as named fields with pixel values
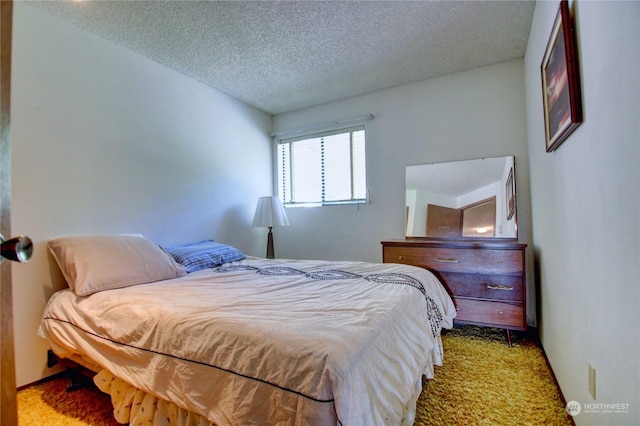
left=405, top=156, right=518, bottom=241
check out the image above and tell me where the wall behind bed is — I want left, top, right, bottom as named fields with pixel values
left=10, top=3, right=272, bottom=387
left=272, top=59, right=531, bottom=262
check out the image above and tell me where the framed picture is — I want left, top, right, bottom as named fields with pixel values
left=506, top=168, right=515, bottom=221
left=541, top=0, right=582, bottom=152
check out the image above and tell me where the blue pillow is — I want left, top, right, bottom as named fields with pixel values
left=163, top=240, right=245, bottom=273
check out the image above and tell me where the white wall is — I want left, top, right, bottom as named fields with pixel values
left=524, top=1, right=639, bottom=424
left=272, top=59, right=534, bottom=321
left=10, top=3, right=272, bottom=387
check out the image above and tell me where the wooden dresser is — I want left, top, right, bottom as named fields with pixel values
left=382, top=239, right=527, bottom=343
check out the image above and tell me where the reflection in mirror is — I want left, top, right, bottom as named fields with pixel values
left=406, top=156, right=517, bottom=239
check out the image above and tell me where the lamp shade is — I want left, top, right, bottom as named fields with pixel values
left=252, top=196, right=289, bottom=228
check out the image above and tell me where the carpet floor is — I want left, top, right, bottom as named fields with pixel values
left=17, top=325, right=573, bottom=425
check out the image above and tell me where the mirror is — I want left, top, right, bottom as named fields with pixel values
left=405, top=156, right=517, bottom=239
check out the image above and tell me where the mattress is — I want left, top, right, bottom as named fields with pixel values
left=40, top=257, right=456, bottom=425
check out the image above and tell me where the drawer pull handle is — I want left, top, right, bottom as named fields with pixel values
left=487, top=285, right=513, bottom=291
left=498, top=311, right=505, bottom=315
left=398, top=255, right=403, bottom=261
left=435, top=257, right=459, bottom=263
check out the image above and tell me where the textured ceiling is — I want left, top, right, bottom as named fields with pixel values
left=29, top=0, right=535, bottom=115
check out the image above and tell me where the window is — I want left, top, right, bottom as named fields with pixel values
left=277, top=126, right=367, bottom=206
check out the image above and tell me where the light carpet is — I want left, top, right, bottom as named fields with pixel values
left=17, top=325, right=573, bottom=425
left=415, top=326, right=573, bottom=425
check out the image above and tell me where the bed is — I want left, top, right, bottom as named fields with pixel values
left=39, top=235, right=456, bottom=426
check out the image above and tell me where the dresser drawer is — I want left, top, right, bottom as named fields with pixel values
left=455, top=299, right=525, bottom=329
left=437, top=272, right=524, bottom=302
left=383, top=246, right=523, bottom=275
left=381, top=240, right=527, bottom=335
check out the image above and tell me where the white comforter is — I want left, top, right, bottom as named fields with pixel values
left=41, top=258, right=456, bottom=425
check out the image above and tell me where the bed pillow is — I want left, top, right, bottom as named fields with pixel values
left=163, top=240, right=245, bottom=273
left=48, top=235, right=187, bottom=296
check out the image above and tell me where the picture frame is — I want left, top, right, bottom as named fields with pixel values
left=541, top=0, right=583, bottom=152
left=506, top=168, right=515, bottom=221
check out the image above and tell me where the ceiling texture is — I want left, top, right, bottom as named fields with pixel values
left=29, top=0, right=535, bottom=115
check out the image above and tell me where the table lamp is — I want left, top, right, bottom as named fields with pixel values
left=252, top=196, right=289, bottom=259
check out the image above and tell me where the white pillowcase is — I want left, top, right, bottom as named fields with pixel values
left=48, top=235, right=187, bottom=296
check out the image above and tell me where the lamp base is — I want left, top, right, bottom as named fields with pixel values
left=266, top=227, right=274, bottom=259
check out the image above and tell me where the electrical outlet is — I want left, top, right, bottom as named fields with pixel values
left=588, top=363, right=596, bottom=400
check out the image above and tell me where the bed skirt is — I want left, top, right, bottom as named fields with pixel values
left=95, top=369, right=212, bottom=426
left=93, top=368, right=421, bottom=426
